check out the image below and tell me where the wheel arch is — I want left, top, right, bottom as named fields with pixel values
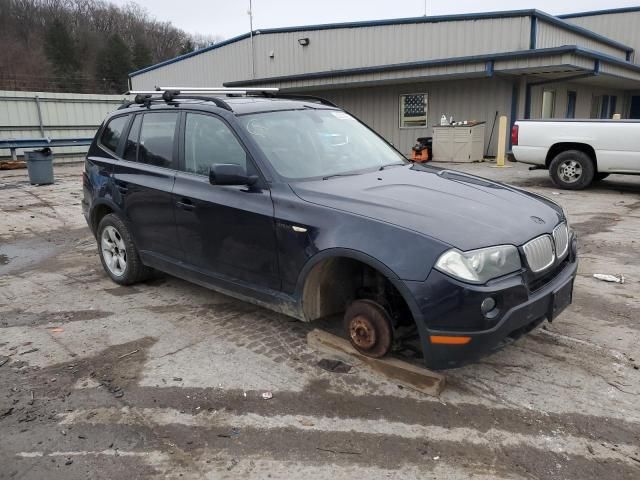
left=545, top=143, right=597, bottom=170
left=89, top=199, right=123, bottom=235
left=294, top=248, right=423, bottom=325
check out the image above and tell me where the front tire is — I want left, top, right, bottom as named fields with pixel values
left=97, top=214, right=151, bottom=285
left=549, top=150, right=594, bottom=190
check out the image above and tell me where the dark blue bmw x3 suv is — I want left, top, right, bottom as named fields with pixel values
left=82, top=89, right=577, bottom=369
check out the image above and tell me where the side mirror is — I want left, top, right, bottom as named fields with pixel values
left=209, top=163, right=258, bottom=186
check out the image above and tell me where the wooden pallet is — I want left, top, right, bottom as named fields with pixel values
left=307, top=329, right=446, bottom=397
left=0, top=160, right=26, bottom=170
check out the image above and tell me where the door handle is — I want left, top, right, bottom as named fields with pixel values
left=176, top=198, right=195, bottom=211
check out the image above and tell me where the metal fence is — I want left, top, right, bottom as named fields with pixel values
left=0, top=90, right=128, bottom=160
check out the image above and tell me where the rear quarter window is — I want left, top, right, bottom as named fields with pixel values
left=100, top=115, right=129, bottom=153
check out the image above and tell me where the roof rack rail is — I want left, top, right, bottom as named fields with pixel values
left=158, top=86, right=280, bottom=93
left=127, top=90, right=233, bottom=111
left=126, top=87, right=336, bottom=110
left=261, top=92, right=337, bottom=108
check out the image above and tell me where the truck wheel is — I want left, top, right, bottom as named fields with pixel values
left=344, top=299, right=393, bottom=358
left=549, top=150, right=594, bottom=190
left=594, top=172, right=610, bottom=182
left=97, top=213, right=151, bottom=285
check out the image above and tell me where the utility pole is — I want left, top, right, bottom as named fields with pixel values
left=423, top=0, right=430, bottom=16
left=249, top=0, right=255, bottom=78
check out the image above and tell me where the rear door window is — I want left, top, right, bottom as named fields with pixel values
left=100, top=115, right=129, bottom=153
left=138, top=112, right=179, bottom=168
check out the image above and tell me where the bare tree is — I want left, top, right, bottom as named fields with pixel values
left=190, top=32, right=225, bottom=50
left=0, top=0, right=222, bottom=93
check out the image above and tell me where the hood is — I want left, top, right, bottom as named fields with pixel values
left=290, top=164, right=564, bottom=251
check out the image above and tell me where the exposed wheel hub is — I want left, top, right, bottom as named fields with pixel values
left=344, top=299, right=393, bottom=358
left=349, top=315, right=377, bottom=349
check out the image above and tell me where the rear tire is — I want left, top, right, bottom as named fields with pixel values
left=97, top=214, right=151, bottom=285
left=344, top=299, right=393, bottom=358
left=549, top=150, right=594, bottom=190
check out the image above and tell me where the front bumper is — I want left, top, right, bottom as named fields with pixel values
left=406, top=236, right=578, bottom=370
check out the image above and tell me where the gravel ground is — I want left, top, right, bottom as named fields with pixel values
left=1, top=161, right=639, bottom=480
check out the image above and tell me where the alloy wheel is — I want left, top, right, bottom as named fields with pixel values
left=558, top=159, right=583, bottom=184
left=101, top=225, right=127, bottom=277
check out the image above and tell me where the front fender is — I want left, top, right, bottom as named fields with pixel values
left=273, top=185, right=451, bottom=287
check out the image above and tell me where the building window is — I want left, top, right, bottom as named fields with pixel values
left=566, top=91, right=577, bottom=119
left=541, top=90, right=555, bottom=119
left=591, top=95, right=618, bottom=119
left=399, top=93, right=427, bottom=128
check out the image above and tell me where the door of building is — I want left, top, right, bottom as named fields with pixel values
left=630, top=96, right=640, bottom=119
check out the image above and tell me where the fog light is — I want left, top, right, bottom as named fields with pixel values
left=481, top=297, right=496, bottom=315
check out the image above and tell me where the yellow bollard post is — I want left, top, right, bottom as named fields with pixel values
left=492, top=115, right=512, bottom=168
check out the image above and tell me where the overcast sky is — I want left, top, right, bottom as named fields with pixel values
left=108, top=0, right=639, bottom=39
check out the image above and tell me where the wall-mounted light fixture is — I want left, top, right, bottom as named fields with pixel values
left=298, top=37, right=310, bottom=46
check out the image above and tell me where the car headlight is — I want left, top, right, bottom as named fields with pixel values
left=435, top=245, right=522, bottom=284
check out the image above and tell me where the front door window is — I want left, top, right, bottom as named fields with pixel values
left=184, top=113, right=253, bottom=175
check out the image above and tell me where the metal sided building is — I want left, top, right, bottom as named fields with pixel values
left=129, top=7, right=640, bottom=156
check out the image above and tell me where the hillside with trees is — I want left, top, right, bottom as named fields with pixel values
left=0, top=0, right=222, bottom=93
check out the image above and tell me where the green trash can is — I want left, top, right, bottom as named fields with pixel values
left=25, top=148, right=54, bottom=185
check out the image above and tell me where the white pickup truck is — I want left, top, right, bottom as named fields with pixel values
left=511, top=120, right=640, bottom=189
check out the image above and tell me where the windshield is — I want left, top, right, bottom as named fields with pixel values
left=238, top=109, right=407, bottom=180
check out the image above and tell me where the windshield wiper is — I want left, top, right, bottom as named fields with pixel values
left=322, top=171, right=364, bottom=180
left=378, top=163, right=405, bottom=171
left=323, top=163, right=405, bottom=180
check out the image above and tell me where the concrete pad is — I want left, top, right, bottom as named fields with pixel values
left=2, top=163, right=640, bottom=479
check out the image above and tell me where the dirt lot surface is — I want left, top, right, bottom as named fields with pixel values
left=1, top=161, right=639, bottom=479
